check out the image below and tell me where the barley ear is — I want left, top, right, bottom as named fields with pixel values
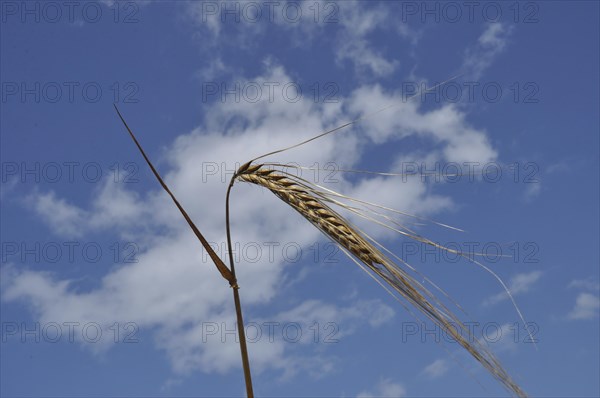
left=234, top=164, right=527, bottom=398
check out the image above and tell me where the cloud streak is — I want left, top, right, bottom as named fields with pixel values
left=484, top=271, right=542, bottom=306
left=357, top=378, right=407, bottom=398
left=422, top=358, right=449, bottom=379
left=568, top=293, right=600, bottom=320
left=462, top=23, right=513, bottom=79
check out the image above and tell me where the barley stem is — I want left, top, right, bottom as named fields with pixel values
left=114, top=106, right=254, bottom=397
left=226, top=178, right=254, bottom=398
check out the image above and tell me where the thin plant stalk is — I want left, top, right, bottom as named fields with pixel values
left=226, top=178, right=254, bottom=397
left=114, top=105, right=254, bottom=398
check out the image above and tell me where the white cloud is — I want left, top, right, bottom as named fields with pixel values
left=568, top=293, right=600, bottom=320
left=347, top=175, right=454, bottom=240
left=185, top=1, right=266, bottom=51
left=484, top=271, right=542, bottom=306
left=184, top=2, right=416, bottom=79
left=357, top=378, right=407, bottom=398
left=422, top=358, right=449, bottom=379
left=567, top=277, right=600, bottom=320
left=5, top=63, right=500, bottom=380
left=524, top=182, right=541, bottom=201
left=479, top=23, right=509, bottom=48
left=334, top=3, right=400, bottom=78
left=273, top=299, right=395, bottom=336
left=26, top=178, right=161, bottom=241
left=568, top=278, right=600, bottom=292
left=337, top=41, right=398, bottom=78
left=483, top=322, right=520, bottom=353
left=28, top=191, right=88, bottom=238
left=509, top=271, right=543, bottom=293
left=462, top=23, right=513, bottom=79
left=347, top=84, right=498, bottom=164
left=195, top=57, right=231, bottom=81
left=2, top=257, right=393, bottom=377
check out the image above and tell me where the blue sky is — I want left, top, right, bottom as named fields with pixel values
left=1, top=1, right=599, bottom=397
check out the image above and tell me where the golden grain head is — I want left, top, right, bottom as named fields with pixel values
left=235, top=163, right=527, bottom=398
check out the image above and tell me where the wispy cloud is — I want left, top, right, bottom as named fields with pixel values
left=483, top=322, right=521, bottom=353
left=332, top=2, right=421, bottom=79
left=484, top=271, right=542, bottom=306
left=524, top=181, right=542, bottom=201
left=347, top=84, right=498, bottom=164
left=568, top=293, right=600, bottom=320
left=185, top=1, right=266, bottom=51
left=462, top=23, right=513, bottom=79
left=25, top=178, right=156, bottom=240
left=195, top=57, right=232, bottom=81
left=568, top=278, right=600, bottom=292
left=27, top=191, right=88, bottom=238
left=185, top=1, right=414, bottom=79
left=422, top=358, right=449, bottom=379
left=357, top=378, right=407, bottom=398
left=334, top=3, right=399, bottom=78
left=567, top=277, right=600, bottom=320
